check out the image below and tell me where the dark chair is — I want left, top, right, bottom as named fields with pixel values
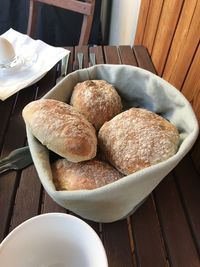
left=27, top=0, right=96, bottom=45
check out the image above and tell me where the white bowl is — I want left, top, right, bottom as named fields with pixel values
left=0, top=213, right=108, bottom=267
left=26, top=64, right=199, bottom=222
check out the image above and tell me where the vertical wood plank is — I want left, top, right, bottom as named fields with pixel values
left=0, top=97, right=15, bottom=150
left=0, top=86, right=37, bottom=241
left=102, top=221, right=135, bottom=267
left=104, top=46, right=121, bottom=64
left=151, top=0, right=184, bottom=75
left=132, top=45, right=168, bottom=267
left=101, top=46, right=134, bottom=267
left=163, top=0, right=198, bottom=83
left=154, top=173, right=200, bottom=267
left=41, top=193, right=66, bottom=213
left=133, top=46, right=157, bottom=73
left=9, top=166, right=42, bottom=231
left=134, top=0, right=151, bottom=45
left=143, top=0, right=164, bottom=53
left=181, top=43, right=200, bottom=173
left=118, top=46, right=138, bottom=66
left=131, top=196, right=167, bottom=267
left=163, top=0, right=200, bottom=89
left=181, top=43, right=200, bottom=120
left=191, top=137, right=200, bottom=174
left=174, top=155, right=200, bottom=255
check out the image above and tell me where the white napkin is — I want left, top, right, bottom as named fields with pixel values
left=0, top=28, right=70, bottom=101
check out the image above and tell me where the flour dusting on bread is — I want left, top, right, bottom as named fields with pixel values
left=98, top=108, right=180, bottom=175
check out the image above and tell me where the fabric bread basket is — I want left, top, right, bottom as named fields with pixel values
left=25, top=64, right=199, bottom=223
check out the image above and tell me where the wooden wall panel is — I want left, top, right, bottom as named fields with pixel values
left=143, top=0, right=164, bottom=54
left=181, top=44, right=200, bottom=121
left=134, top=0, right=151, bottom=45
left=134, top=0, right=200, bottom=170
left=163, top=0, right=198, bottom=85
left=151, top=0, right=184, bottom=75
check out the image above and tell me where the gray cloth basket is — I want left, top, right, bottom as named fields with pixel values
left=26, top=65, right=199, bottom=222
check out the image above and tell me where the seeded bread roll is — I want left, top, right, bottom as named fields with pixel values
left=52, top=158, right=123, bottom=190
left=22, top=99, right=97, bottom=163
left=98, top=108, right=180, bottom=175
left=70, top=80, right=122, bottom=130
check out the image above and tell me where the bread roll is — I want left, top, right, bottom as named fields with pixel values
left=98, top=108, right=180, bottom=175
left=70, top=80, right=122, bottom=130
left=52, top=158, right=123, bottom=190
left=22, top=99, right=97, bottom=163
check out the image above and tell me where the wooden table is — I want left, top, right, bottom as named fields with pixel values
left=0, top=45, right=200, bottom=267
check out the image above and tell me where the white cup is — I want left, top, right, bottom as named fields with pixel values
left=0, top=213, right=108, bottom=267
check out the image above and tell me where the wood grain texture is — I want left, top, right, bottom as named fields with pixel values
left=104, top=46, right=121, bottom=64
left=134, top=0, right=200, bottom=174
left=191, top=137, right=200, bottom=174
left=143, top=0, right=164, bottom=54
left=134, top=0, right=151, bottom=45
left=163, top=0, right=199, bottom=86
left=181, top=43, right=200, bottom=118
left=102, top=221, right=135, bottom=267
left=151, top=0, right=184, bottom=75
left=154, top=173, right=200, bottom=267
left=133, top=46, right=157, bottom=73
left=28, top=0, right=95, bottom=45
left=131, top=196, right=167, bottom=267
left=9, top=166, right=42, bottom=231
left=0, top=86, right=37, bottom=241
left=118, top=46, right=137, bottom=66
left=166, top=0, right=200, bottom=90
left=132, top=46, right=168, bottom=267
left=101, top=45, right=135, bottom=267
left=174, top=155, right=200, bottom=255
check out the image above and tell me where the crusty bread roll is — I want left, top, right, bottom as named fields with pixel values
left=52, top=158, right=123, bottom=190
left=70, top=80, right=122, bottom=130
left=22, top=99, right=97, bottom=163
left=98, top=108, right=180, bottom=175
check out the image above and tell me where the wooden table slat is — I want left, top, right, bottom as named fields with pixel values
left=41, top=192, right=66, bottom=214
left=103, top=46, right=121, bottom=64
left=131, top=196, right=168, bottom=267
left=118, top=45, right=138, bottom=66
left=133, top=46, right=157, bottom=73
left=9, top=166, right=42, bottom=231
left=103, top=221, right=135, bottom=267
left=0, top=172, right=18, bottom=240
left=129, top=45, right=168, bottom=267
left=174, top=155, right=200, bottom=255
left=0, top=83, right=38, bottom=240
left=101, top=45, right=134, bottom=267
left=154, top=173, right=200, bottom=267
left=0, top=97, right=16, bottom=149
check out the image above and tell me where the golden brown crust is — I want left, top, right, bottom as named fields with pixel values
left=70, top=80, right=122, bottom=130
left=98, top=108, right=180, bottom=175
left=22, top=99, right=97, bottom=162
left=52, top=158, right=123, bottom=190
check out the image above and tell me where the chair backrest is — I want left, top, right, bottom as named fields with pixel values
left=134, top=0, right=200, bottom=171
left=27, top=0, right=96, bottom=45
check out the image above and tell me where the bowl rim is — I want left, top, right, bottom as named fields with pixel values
left=0, top=212, right=108, bottom=266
